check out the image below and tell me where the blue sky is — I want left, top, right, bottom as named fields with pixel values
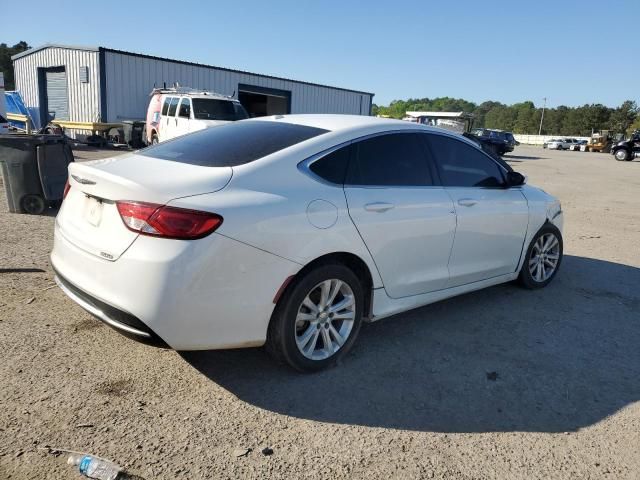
left=5, top=0, right=638, bottom=108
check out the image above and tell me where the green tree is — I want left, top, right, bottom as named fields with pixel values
left=374, top=96, right=639, bottom=136
left=0, top=41, right=30, bottom=90
left=512, top=101, right=537, bottom=134
left=609, top=100, right=638, bottom=134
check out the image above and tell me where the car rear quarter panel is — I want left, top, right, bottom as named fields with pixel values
left=51, top=222, right=298, bottom=349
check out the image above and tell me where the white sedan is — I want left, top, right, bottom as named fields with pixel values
left=51, top=115, right=564, bottom=371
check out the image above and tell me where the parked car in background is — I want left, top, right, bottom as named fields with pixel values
left=569, top=140, right=587, bottom=151
left=547, top=138, right=578, bottom=150
left=145, top=87, right=248, bottom=144
left=52, top=115, right=564, bottom=372
left=0, top=114, right=9, bottom=135
left=469, top=128, right=518, bottom=155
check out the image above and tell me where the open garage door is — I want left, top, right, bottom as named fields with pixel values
left=238, top=84, right=291, bottom=118
left=38, top=66, right=70, bottom=125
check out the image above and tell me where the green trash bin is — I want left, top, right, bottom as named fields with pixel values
left=0, top=134, right=74, bottom=214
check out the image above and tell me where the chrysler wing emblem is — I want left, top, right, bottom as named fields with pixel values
left=71, top=175, right=96, bottom=185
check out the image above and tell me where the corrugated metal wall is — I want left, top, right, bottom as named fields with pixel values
left=13, top=47, right=101, bottom=125
left=104, top=50, right=372, bottom=122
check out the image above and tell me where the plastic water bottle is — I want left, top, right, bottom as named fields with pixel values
left=67, top=453, right=122, bottom=480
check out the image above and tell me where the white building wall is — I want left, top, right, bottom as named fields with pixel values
left=13, top=46, right=101, bottom=125
left=103, top=50, right=372, bottom=122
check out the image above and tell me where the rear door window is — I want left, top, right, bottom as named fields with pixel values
left=140, top=121, right=328, bottom=167
left=161, top=97, right=171, bottom=116
left=347, top=133, right=435, bottom=186
left=167, top=97, right=180, bottom=117
left=426, top=134, right=506, bottom=188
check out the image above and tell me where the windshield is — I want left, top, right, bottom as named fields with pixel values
left=192, top=99, right=249, bottom=121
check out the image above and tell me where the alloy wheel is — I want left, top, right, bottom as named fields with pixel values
left=528, top=233, right=560, bottom=282
left=295, top=279, right=356, bottom=361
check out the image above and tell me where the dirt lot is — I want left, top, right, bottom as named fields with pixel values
left=1, top=145, right=639, bottom=479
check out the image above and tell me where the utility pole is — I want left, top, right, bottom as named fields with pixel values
left=538, top=97, right=547, bottom=135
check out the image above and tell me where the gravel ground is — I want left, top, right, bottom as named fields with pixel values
left=1, top=145, right=639, bottom=479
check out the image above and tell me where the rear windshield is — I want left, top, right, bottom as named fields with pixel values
left=140, top=121, right=328, bottom=167
left=0, top=114, right=7, bottom=123
left=192, top=99, right=249, bottom=121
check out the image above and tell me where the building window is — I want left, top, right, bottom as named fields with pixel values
left=79, top=66, right=89, bottom=84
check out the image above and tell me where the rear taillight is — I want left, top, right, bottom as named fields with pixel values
left=116, top=201, right=223, bottom=240
left=63, top=179, right=71, bottom=199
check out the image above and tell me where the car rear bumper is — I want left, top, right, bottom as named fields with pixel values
left=51, top=221, right=300, bottom=350
left=54, top=270, right=169, bottom=347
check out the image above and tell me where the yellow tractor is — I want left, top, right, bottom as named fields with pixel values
left=583, top=131, right=612, bottom=153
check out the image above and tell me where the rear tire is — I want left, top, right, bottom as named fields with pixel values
left=266, top=263, right=364, bottom=372
left=151, top=134, right=159, bottom=145
left=518, top=224, right=563, bottom=289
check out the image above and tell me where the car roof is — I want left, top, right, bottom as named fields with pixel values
left=253, top=113, right=469, bottom=135
left=249, top=114, right=484, bottom=151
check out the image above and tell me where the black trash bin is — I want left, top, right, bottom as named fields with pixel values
left=121, top=120, right=146, bottom=149
left=0, top=134, right=74, bottom=214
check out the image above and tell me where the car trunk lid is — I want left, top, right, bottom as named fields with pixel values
left=56, top=152, right=232, bottom=261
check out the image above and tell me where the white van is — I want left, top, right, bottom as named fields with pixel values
left=145, top=88, right=248, bottom=144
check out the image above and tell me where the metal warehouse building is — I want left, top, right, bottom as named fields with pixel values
left=12, top=44, right=374, bottom=135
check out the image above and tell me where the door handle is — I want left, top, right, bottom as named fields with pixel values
left=457, top=198, right=477, bottom=207
left=364, top=202, right=395, bottom=213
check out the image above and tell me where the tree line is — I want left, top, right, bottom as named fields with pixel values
left=373, top=97, right=640, bottom=137
left=0, top=41, right=30, bottom=90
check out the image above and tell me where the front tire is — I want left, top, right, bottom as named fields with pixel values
left=518, top=224, right=563, bottom=289
left=266, top=263, right=364, bottom=372
left=151, top=133, right=159, bottom=145
left=614, top=149, right=629, bottom=161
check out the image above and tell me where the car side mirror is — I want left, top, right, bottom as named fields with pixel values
left=506, top=171, right=526, bottom=187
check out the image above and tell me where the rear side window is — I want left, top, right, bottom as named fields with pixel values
left=427, top=134, right=505, bottom=188
left=161, top=97, right=171, bottom=115
left=167, top=97, right=179, bottom=116
left=178, top=98, right=191, bottom=118
left=140, top=121, right=328, bottom=167
left=309, top=145, right=352, bottom=184
left=347, top=133, right=434, bottom=186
